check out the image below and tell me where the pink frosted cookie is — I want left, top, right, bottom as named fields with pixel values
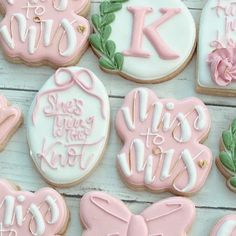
left=27, top=67, right=110, bottom=187
left=0, top=0, right=90, bottom=67
left=0, top=95, right=22, bottom=151
left=80, top=191, right=195, bottom=236
left=211, top=215, right=236, bottom=236
left=115, top=88, right=212, bottom=196
left=0, top=179, right=69, bottom=235
left=90, top=0, right=196, bottom=83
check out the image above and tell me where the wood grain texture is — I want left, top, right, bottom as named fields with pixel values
left=0, top=0, right=235, bottom=235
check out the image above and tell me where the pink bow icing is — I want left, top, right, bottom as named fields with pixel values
left=0, top=179, right=68, bottom=236
left=0, top=95, right=22, bottom=146
left=32, top=67, right=106, bottom=124
left=0, top=0, right=90, bottom=66
left=115, top=88, right=212, bottom=195
left=80, top=191, right=195, bottom=236
left=208, top=47, right=236, bottom=86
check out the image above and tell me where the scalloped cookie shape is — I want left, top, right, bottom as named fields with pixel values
left=0, top=0, right=90, bottom=67
left=197, top=0, right=236, bottom=96
left=0, top=179, right=68, bottom=235
left=90, top=0, right=196, bottom=83
left=115, top=88, right=212, bottom=196
left=27, top=67, right=110, bottom=187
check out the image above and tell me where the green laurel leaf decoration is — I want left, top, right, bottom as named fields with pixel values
left=90, top=0, right=128, bottom=71
left=220, top=119, right=236, bottom=173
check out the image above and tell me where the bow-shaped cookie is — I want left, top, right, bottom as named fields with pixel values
left=80, top=191, right=195, bottom=236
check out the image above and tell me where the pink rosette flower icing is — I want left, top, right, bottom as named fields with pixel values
left=208, top=48, right=236, bottom=86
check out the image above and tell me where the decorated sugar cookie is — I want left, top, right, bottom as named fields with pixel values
left=0, top=95, right=22, bottom=151
left=211, top=215, right=236, bottom=236
left=0, top=0, right=90, bottom=67
left=0, top=179, right=69, bottom=236
left=27, top=67, right=110, bottom=187
left=115, top=88, right=212, bottom=196
left=197, top=0, right=236, bottom=96
left=80, top=191, right=195, bottom=236
left=90, top=0, right=196, bottom=83
left=216, top=119, right=236, bottom=192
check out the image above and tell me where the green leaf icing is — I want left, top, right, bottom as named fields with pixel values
left=230, top=176, right=236, bottom=188
left=90, top=0, right=128, bottom=71
left=220, top=119, right=236, bottom=174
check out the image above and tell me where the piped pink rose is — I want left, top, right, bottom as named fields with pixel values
left=208, top=48, right=236, bottom=86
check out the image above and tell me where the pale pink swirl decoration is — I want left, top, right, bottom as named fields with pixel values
left=208, top=48, right=236, bottom=86
left=80, top=191, right=195, bottom=236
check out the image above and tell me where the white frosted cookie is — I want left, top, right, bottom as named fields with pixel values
left=27, top=67, right=110, bottom=187
left=90, top=0, right=196, bottom=83
left=197, top=0, right=236, bottom=96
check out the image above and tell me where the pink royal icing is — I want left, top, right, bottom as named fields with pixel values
left=208, top=47, right=236, bottom=86
left=0, top=95, right=22, bottom=148
left=115, top=88, right=212, bottom=195
left=211, top=215, right=236, bottom=236
left=0, top=0, right=90, bottom=67
left=0, top=179, right=68, bottom=236
left=123, top=7, right=181, bottom=59
left=80, top=191, right=196, bottom=236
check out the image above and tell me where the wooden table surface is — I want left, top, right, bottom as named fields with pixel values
left=0, top=0, right=236, bottom=235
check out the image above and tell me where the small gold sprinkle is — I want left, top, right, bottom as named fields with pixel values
left=198, top=160, right=208, bottom=169
left=33, top=16, right=41, bottom=23
left=78, top=25, right=86, bottom=33
left=152, top=147, right=161, bottom=156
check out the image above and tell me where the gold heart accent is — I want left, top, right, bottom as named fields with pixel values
left=152, top=147, right=161, bottom=156
left=78, top=25, right=86, bottom=33
left=198, top=160, right=208, bottom=169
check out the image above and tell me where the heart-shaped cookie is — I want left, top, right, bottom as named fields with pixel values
left=0, top=179, right=68, bottom=236
left=116, top=88, right=212, bottom=196
left=27, top=67, right=110, bottom=187
left=0, top=95, right=22, bottom=151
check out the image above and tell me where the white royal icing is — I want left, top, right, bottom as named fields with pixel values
left=27, top=67, right=110, bottom=185
left=198, top=0, right=236, bottom=92
left=216, top=220, right=236, bottom=236
left=108, top=0, right=196, bottom=82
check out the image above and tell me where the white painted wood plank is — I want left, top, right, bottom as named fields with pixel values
left=66, top=195, right=236, bottom=236
left=0, top=89, right=235, bottom=209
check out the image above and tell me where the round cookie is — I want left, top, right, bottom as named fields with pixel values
left=0, top=0, right=91, bottom=67
left=197, top=0, right=236, bottom=96
left=80, top=191, right=195, bottom=236
left=90, top=0, right=196, bottom=83
left=0, top=178, right=69, bottom=236
left=211, top=215, right=236, bottom=236
left=0, top=95, right=23, bottom=151
left=216, top=118, right=236, bottom=192
left=115, top=88, right=212, bottom=196
left=27, top=67, right=110, bottom=187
